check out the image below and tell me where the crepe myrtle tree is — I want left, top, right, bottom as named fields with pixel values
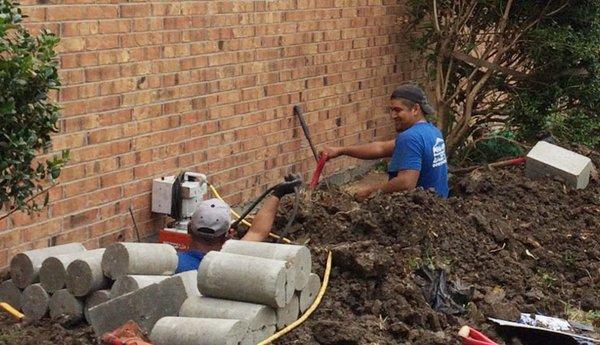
left=406, top=0, right=600, bottom=155
left=0, top=0, right=68, bottom=219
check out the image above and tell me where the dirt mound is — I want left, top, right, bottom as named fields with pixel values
left=0, top=313, right=97, bottom=345
left=281, top=166, right=600, bottom=344
left=1, top=164, right=598, bottom=345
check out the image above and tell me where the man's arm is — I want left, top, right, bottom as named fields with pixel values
left=355, top=170, right=420, bottom=201
left=241, top=195, right=279, bottom=242
left=323, top=139, right=395, bottom=160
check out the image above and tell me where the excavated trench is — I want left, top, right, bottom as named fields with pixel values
left=1, top=153, right=599, bottom=345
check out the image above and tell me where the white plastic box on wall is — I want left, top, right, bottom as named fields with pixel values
left=525, top=141, right=592, bottom=189
left=151, top=174, right=207, bottom=218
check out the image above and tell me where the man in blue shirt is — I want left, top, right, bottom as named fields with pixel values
left=322, top=84, right=448, bottom=200
left=176, top=177, right=300, bottom=272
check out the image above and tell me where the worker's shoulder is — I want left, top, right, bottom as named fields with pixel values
left=397, top=122, right=441, bottom=142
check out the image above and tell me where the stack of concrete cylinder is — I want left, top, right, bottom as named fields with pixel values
left=0, top=242, right=180, bottom=325
left=150, top=240, right=321, bottom=345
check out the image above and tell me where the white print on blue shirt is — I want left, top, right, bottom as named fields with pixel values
left=432, top=138, right=447, bottom=168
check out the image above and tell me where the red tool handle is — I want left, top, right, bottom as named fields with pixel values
left=458, top=326, right=499, bottom=345
left=309, top=153, right=329, bottom=189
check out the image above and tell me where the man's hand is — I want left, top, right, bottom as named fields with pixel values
left=272, top=174, right=302, bottom=198
left=354, top=185, right=375, bottom=202
left=321, top=146, right=344, bottom=159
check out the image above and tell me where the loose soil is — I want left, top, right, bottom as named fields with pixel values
left=280, top=161, right=600, bottom=344
left=1, top=152, right=599, bottom=345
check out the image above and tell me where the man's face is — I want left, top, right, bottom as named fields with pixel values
left=389, top=99, right=417, bottom=132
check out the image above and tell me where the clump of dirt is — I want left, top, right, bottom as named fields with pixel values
left=280, top=165, right=600, bottom=345
left=0, top=312, right=97, bottom=345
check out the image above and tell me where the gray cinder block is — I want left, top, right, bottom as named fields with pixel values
left=197, top=251, right=291, bottom=308
left=40, top=249, right=105, bottom=293
left=276, top=294, right=299, bottom=330
left=66, top=249, right=109, bottom=297
left=298, top=273, right=321, bottom=313
left=150, top=317, right=249, bottom=345
left=179, top=295, right=276, bottom=343
left=0, top=279, right=23, bottom=310
left=221, top=240, right=311, bottom=290
left=49, top=289, right=84, bottom=324
left=101, top=242, right=178, bottom=279
left=110, top=275, right=169, bottom=298
left=84, top=289, right=110, bottom=322
left=10, top=243, right=86, bottom=288
left=526, top=141, right=592, bottom=189
left=87, top=275, right=188, bottom=336
left=22, top=283, right=50, bottom=321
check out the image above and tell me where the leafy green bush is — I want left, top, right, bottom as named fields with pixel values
left=453, top=130, right=525, bottom=166
left=0, top=0, right=68, bottom=215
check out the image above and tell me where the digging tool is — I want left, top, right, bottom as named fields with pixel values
left=309, top=153, right=329, bottom=189
left=293, top=105, right=319, bottom=163
left=458, top=326, right=499, bottom=345
left=450, top=156, right=526, bottom=174
left=293, top=105, right=330, bottom=189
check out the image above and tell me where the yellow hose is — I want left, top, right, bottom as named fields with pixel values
left=0, top=302, right=24, bottom=320
left=208, top=184, right=292, bottom=244
left=258, top=250, right=332, bottom=345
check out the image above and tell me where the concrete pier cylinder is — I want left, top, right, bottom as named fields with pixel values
left=22, top=283, right=50, bottom=321
left=180, top=295, right=276, bottom=331
left=101, top=243, right=178, bottom=279
left=0, top=279, right=23, bottom=310
left=10, top=243, right=86, bottom=288
left=84, top=289, right=110, bottom=322
left=221, top=240, right=311, bottom=290
left=175, top=270, right=200, bottom=297
left=276, top=294, right=300, bottom=330
left=197, top=251, right=291, bottom=308
left=66, top=249, right=110, bottom=297
left=111, top=275, right=169, bottom=298
left=299, top=273, right=321, bottom=313
left=150, top=317, right=249, bottom=345
left=49, top=289, right=84, bottom=324
left=40, top=249, right=105, bottom=293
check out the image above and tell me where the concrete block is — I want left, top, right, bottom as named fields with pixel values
left=10, top=243, right=86, bottom=288
left=84, top=289, right=110, bottom=322
left=276, top=294, right=299, bottom=330
left=179, top=295, right=276, bottom=343
left=101, top=242, right=178, bottom=279
left=49, top=289, right=84, bottom=324
left=298, top=273, right=321, bottom=313
left=222, top=240, right=311, bottom=291
left=0, top=279, right=23, bottom=310
left=197, top=251, right=291, bottom=308
left=22, top=283, right=49, bottom=321
left=248, top=325, right=276, bottom=345
left=526, top=141, right=592, bottom=189
left=174, top=270, right=200, bottom=297
left=40, top=249, right=104, bottom=293
left=66, top=249, right=110, bottom=297
left=150, top=317, right=248, bottom=345
left=111, top=275, right=169, bottom=298
left=87, top=275, right=188, bottom=336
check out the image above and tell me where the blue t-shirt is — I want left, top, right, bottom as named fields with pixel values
left=388, top=122, right=449, bottom=198
left=176, top=250, right=205, bottom=273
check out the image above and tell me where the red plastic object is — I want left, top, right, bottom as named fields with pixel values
left=458, top=326, right=499, bottom=345
left=100, top=321, right=152, bottom=345
left=309, top=153, right=329, bottom=189
left=505, top=156, right=526, bottom=166
left=158, top=228, right=192, bottom=251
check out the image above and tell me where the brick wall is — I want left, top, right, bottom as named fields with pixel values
left=0, top=0, right=425, bottom=271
